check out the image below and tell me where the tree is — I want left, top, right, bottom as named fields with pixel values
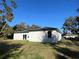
left=76, top=16, right=79, bottom=27
left=2, top=26, right=14, bottom=39
left=0, top=0, right=16, bottom=33
left=29, top=24, right=41, bottom=30
left=76, top=8, right=79, bottom=14
left=62, top=16, right=78, bottom=34
left=75, top=16, right=79, bottom=34
left=13, top=23, right=28, bottom=31
left=62, top=17, right=73, bottom=34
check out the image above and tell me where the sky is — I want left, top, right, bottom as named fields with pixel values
left=9, top=0, right=79, bottom=29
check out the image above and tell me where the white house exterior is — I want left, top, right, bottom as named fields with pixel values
left=13, top=27, right=62, bottom=43
left=63, top=34, right=78, bottom=39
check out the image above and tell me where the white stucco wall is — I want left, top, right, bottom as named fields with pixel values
left=27, top=31, right=46, bottom=42
left=13, top=30, right=62, bottom=43
left=13, top=33, right=28, bottom=40
left=52, top=31, right=62, bottom=42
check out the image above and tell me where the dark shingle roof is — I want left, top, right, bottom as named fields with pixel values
left=41, top=27, right=57, bottom=30
left=14, top=30, right=29, bottom=33
left=29, top=27, right=62, bottom=33
left=14, top=27, right=62, bottom=33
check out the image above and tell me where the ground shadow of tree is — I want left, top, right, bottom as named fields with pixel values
left=42, top=39, right=79, bottom=59
left=55, top=53, right=67, bottom=59
left=64, top=37, right=79, bottom=46
left=42, top=43, right=67, bottom=59
left=53, top=45, right=79, bottom=59
left=0, top=41, right=23, bottom=59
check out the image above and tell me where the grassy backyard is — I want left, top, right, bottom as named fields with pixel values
left=0, top=39, right=79, bottom=59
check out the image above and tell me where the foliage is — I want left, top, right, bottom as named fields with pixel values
left=62, top=16, right=79, bottom=34
left=0, top=0, right=16, bottom=33
left=13, top=22, right=29, bottom=31
left=3, top=26, right=14, bottom=39
left=76, top=16, right=79, bottom=24
left=29, top=24, right=41, bottom=30
left=0, top=24, right=14, bottom=39
left=76, top=8, right=79, bottom=14
left=13, top=23, right=41, bottom=31
left=0, top=22, right=41, bottom=39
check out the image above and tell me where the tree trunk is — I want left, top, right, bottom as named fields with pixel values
left=0, top=22, right=7, bottom=33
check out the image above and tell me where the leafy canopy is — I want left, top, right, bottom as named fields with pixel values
left=0, top=0, right=16, bottom=32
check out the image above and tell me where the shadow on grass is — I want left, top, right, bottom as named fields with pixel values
left=0, top=41, right=23, bottom=59
left=54, top=46, right=79, bottom=59
left=56, top=53, right=67, bottom=59
left=64, top=37, right=79, bottom=46
left=42, top=39, right=79, bottom=59
left=42, top=43, right=67, bottom=59
left=66, top=37, right=79, bottom=41
left=45, top=43, right=79, bottom=59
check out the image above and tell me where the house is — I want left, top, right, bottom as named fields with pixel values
left=13, top=27, right=62, bottom=43
left=63, top=34, right=78, bottom=39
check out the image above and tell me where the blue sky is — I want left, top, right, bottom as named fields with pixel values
left=9, top=0, right=79, bottom=29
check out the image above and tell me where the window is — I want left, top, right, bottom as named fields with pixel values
left=48, top=31, right=52, bottom=38
left=23, top=35, right=27, bottom=40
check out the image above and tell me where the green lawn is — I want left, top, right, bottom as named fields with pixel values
left=0, top=39, right=79, bottom=59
